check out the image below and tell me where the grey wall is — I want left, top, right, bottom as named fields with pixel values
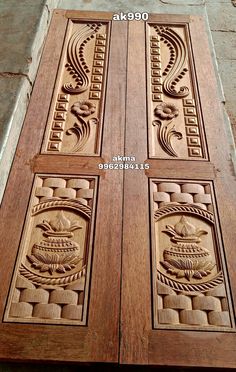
left=0, top=0, right=235, bottom=370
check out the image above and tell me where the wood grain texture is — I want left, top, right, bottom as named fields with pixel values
left=120, top=20, right=150, bottom=365
left=87, top=20, right=127, bottom=362
left=0, top=11, right=68, bottom=317
left=120, top=14, right=236, bottom=368
left=0, top=10, right=235, bottom=368
left=0, top=12, right=127, bottom=363
left=148, top=329, right=236, bottom=368
left=145, top=159, right=215, bottom=179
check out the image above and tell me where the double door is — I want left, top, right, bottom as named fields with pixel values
left=0, top=10, right=236, bottom=368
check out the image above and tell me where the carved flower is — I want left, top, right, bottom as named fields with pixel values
left=154, top=102, right=179, bottom=120
left=161, top=258, right=215, bottom=281
left=27, top=252, right=82, bottom=275
left=71, top=100, right=96, bottom=117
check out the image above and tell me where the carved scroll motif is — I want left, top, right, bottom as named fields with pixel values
left=151, top=180, right=234, bottom=329
left=147, top=24, right=207, bottom=159
left=42, top=22, right=109, bottom=155
left=64, top=24, right=102, bottom=94
left=4, top=175, right=97, bottom=325
left=154, top=26, right=189, bottom=98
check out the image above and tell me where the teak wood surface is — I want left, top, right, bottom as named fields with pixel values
left=120, top=16, right=236, bottom=368
left=0, top=10, right=235, bottom=368
left=0, top=11, right=126, bottom=363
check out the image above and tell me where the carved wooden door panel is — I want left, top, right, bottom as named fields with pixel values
left=0, top=10, right=127, bottom=363
left=0, top=10, right=236, bottom=368
left=121, top=15, right=236, bottom=368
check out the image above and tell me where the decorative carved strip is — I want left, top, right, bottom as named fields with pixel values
left=4, top=175, right=97, bottom=325
left=42, top=21, right=110, bottom=155
left=150, top=179, right=234, bottom=330
left=89, top=33, right=107, bottom=100
left=150, top=35, right=163, bottom=102
left=183, top=98, right=202, bottom=157
left=147, top=23, right=207, bottom=160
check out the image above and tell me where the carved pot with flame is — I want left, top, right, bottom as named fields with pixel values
left=27, top=211, right=82, bottom=275
left=161, top=216, right=215, bottom=281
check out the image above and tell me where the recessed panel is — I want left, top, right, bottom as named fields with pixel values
left=4, top=174, right=98, bottom=325
left=150, top=179, right=234, bottom=330
left=42, top=21, right=110, bottom=155
left=147, top=24, right=207, bottom=160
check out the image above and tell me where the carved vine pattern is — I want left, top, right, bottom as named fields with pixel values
left=154, top=25, right=189, bottom=98
left=64, top=23, right=102, bottom=94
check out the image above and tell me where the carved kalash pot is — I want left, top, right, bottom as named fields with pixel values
left=161, top=216, right=215, bottom=281
left=27, top=211, right=82, bottom=275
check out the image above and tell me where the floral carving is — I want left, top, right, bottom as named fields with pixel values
left=28, top=252, right=82, bottom=275
left=153, top=102, right=182, bottom=157
left=67, top=101, right=98, bottom=152
left=161, top=216, right=215, bottom=281
left=71, top=101, right=96, bottom=117
left=154, top=103, right=179, bottom=120
left=27, top=211, right=83, bottom=275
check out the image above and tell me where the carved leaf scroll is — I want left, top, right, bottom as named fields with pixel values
left=154, top=26, right=189, bottom=98
left=64, top=23, right=102, bottom=94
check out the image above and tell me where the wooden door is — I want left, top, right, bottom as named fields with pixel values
left=0, top=10, right=236, bottom=369
left=0, top=10, right=127, bottom=363
left=121, top=15, right=236, bottom=369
